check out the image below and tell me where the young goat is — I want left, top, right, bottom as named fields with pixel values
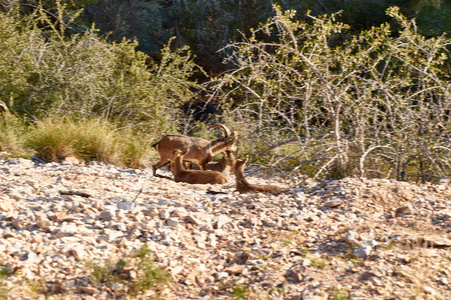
left=152, top=123, right=238, bottom=176
left=233, top=156, right=289, bottom=195
left=171, top=149, right=228, bottom=184
left=189, top=150, right=236, bottom=173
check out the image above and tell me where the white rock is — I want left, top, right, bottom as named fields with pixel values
left=215, top=215, right=230, bottom=229
left=166, top=217, right=179, bottom=227
left=345, top=231, right=360, bottom=243
left=353, top=246, right=372, bottom=259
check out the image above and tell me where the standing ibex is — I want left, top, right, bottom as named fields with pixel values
left=171, top=149, right=228, bottom=184
left=152, top=123, right=238, bottom=176
left=233, top=156, right=289, bottom=195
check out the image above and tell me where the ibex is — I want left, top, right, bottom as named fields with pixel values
left=233, top=156, right=289, bottom=195
left=152, top=123, right=238, bottom=176
left=190, top=150, right=236, bottom=173
left=0, top=100, right=9, bottom=119
left=171, top=149, right=228, bottom=184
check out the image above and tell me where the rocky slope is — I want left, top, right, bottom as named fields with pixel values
left=0, top=156, right=450, bottom=299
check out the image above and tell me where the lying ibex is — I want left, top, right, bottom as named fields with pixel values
left=171, top=149, right=228, bottom=184
left=152, top=123, right=238, bottom=176
left=190, top=150, right=236, bottom=173
left=234, top=156, right=289, bottom=195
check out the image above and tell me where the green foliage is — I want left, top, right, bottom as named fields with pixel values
left=86, top=244, right=170, bottom=298
left=83, top=0, right=170, bottom=55
left=412, top=0, right=451, bottom=37
left=213, top=5, right=451, bottom=181
left=232, top=283, right=249, bottom=300
left=87, top=260, right=116, bottom=284
left=119, top=131, right=154, bottom=169
left=0, top=264, right=9, bottom=300
left=26, top=117, right=117, bottom=163
left=128, top=244, right=170, bottom=296
left=0, top=114, right=31, bottom=157
left=0, top=1, right=202, bottom=137
left=78, top=0, right=451, bottom=75
left=25, top=117, right=155, bottom=167
left=329, top=288, right=351, bottom=300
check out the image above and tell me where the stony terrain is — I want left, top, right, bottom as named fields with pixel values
left=0, top=156, right=450, bottom=299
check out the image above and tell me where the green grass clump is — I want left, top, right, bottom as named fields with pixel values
left=86, top=244, right=170, bottom=298
left=118, top=130, right=154, bottom=169
left=329, top=288, right=350, bottom=300
left=232, top=283, right=249, bottom=300
left=25, top=117, right=155, bottom=168
left=27, top=117, right=119, bottom=163
left=0, top=114, right=31, bottom=158
left=127, top=246, right=170, bottom=297
left=0, top=264, right=10, bottom=300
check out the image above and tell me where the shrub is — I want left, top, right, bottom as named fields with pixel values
left=0, top=114, right=30, bottom=157
left=213, top=5, right=451, bottom=182
left=26, top=116, right=160, bottom=168
left=0, top=1, right=203, bottom=137
left=26, top=117, right=118, bottom=163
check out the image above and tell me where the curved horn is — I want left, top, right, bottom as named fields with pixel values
left=0, top=101, right=8, bottom=112
left=210, top=123, right=231, bottom=138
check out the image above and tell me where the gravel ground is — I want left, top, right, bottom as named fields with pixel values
left=0, top=156, right=450, bottom=299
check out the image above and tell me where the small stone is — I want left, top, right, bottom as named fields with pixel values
left=159, top=209, right=170, bottom=220
left=424, top=196, right=436, bottom=202
left=423, top=286, right=435, bottom=295
left=62, top=156, right=81, bottom=165
left=56, top=224, right=79, bottom=237
left=435, top=277, right=449, bottom=285
left=301, top=258, right=311, bottom=266
left=215, top=272, right=229, bottom=281
left=158, top=198, right=169, bottom=206
left=354, top=246, right=372, bottom=259
left=0, top=197, right=14, bottom=211
left=129, top=212, right=144, bottom=222
left=224, top=265, right=245, bottom=274
left=345, top=231, right=360, bottom=244
left=395, top=204, right=413, bottom=217
left=67, top=244, right=86, bottom=260
left=128, top=229, right=142, bottom=239
left=215, top=215, right=229, bottom=229
left=99, top=210, right=114, bottom=221
left=166, top=217, right=179, bottom=227
left=325, top=199, right=343, bottom=208
left=117, top=201, right=134, bottom=210
left=80, top=286, right=97, bottom=295
left=186, top=214, right=201, bottom=225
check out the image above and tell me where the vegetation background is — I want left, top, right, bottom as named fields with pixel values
left=0, top=0, right=450, bottom=183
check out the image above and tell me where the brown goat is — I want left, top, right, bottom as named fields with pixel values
left=234, top=156, right=289, bottom=195
left=189, top=150, right=236, bottom=173
left=152, top=123, right=238, bottom=176
left=171, top=149, right=228, bottom=184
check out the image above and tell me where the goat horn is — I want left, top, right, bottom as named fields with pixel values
left=210, top=123, right=231, bottom=138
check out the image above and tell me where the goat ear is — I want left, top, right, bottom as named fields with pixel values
left=244, top=156, right=249, bottom=164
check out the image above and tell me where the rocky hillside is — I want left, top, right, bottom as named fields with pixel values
left=0, top=157, right=450, bottom=299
